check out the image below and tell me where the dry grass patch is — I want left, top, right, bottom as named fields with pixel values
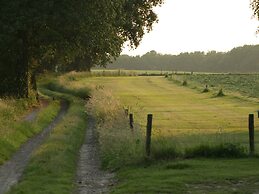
left=86, top=88, right=145, bottom=169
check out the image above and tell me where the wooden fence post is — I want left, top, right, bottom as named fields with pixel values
left=129, top=113, right=134, bottom=129
left=249, top=114, right=255, bottom=155
left=146, top=114, right=153, bottom=157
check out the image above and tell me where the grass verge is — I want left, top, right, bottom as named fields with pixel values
left=86, top=88, right=145, bottom=170
left=112, top=158, right=259, bottom=194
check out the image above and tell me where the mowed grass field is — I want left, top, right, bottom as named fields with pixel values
left=171, top=73, right=259, bottom=99
left=53, top=73, right=259, bottom=193
left=78, top=76, right=259, bottom=151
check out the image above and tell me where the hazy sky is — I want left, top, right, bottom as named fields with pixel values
left=122, top=0, right=259, bottom=56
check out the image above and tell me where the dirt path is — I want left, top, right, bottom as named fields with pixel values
left=0, top=101, right=68, bottom=194
left=76, top=116, right=114, bottom=194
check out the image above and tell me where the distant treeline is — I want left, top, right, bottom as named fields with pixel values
left=108, top=45, right=259, bottom=73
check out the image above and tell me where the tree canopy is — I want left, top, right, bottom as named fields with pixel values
left=107, top=45, right=259, bottom=73
left=252, top=0, right=259, bottom=21
left=0, top=0, right=163, bottom=97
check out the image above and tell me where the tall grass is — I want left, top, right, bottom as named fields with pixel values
left=57, top=69, right=169, bottom=79
left=0, top=97, right=37, bottom=129
left=57, top=70, right=139, bottom=79
left=86, top=88, right=145, bottom=169
left=150, top=131, right=248, bottom=160
left=44, top=81, right=90, bottom=99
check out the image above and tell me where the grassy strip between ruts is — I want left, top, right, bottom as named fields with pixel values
left=7, top=82, right=88, bottom=194
left=0, top=99, right=60, bottom=165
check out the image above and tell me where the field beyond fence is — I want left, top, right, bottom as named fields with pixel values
left=59, top=72, right=259, bottom=160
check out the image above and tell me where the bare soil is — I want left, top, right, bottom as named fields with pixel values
left=0, top=101, right=68, bottom=194
left=76, top=116, right=114, bottom=194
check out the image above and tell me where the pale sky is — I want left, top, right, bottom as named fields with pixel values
left=122, top=0, right=259, bottom=56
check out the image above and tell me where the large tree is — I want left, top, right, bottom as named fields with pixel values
left=0, top=0, right=163, bottom=98
left=252, top=0, right=259, bottom=35
left=252, top=0, right=259, bottom=19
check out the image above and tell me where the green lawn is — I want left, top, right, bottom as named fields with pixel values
left=76, top=76, right=259, bottom=151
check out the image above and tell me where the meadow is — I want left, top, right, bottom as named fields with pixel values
left=170, top=73, right=259, bottom=99
left=2, top=71, right=259, bottom=193
left=73, top=74, right=259, bottom=149
left=59, top=71, right=259, bottom=193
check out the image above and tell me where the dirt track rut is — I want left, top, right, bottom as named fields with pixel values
left=76, top=116, right=114, bottom=194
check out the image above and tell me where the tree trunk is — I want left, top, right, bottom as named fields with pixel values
left=18, top=32, right=30, bottom=98
left=0, top=31, right=31, bottom=98
left=31, top=72, right=39, bottom=101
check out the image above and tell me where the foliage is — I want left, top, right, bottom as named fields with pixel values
left=0, top=0, right=163, bottom=97
left=251, top=0, right=259, bottom=32
left=108, top=45, right=259, bottom=72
